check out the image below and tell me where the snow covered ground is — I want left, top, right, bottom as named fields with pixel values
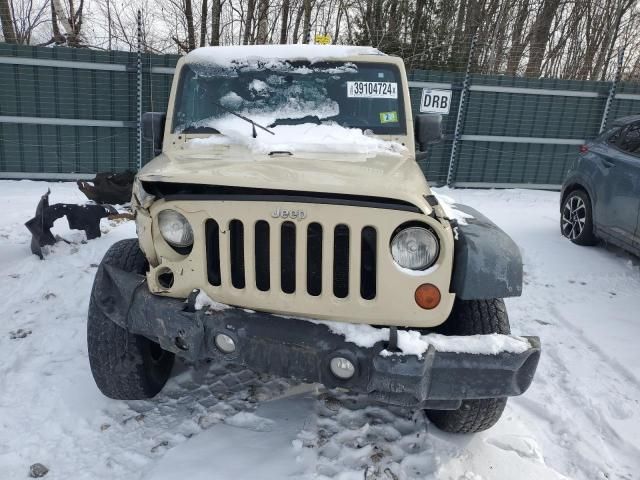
left=1, top=180, right=639, bottom=480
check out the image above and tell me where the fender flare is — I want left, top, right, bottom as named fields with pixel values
left=449, top=205, right=523, bottom=300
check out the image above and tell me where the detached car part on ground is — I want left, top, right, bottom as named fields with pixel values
left=87, top=45, right=540, bottom=434
left=25, top=189, right=117, bottom=259
left=26, top=172, right=135, bottom=259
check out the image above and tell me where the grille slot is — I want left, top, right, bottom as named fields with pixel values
left=281, top=221, right=296, bottom=294
left=229, top=219, right=245, bottom=289
left=254, top=221, right=270, bottom=291
left=205, top=219, right=221, bottom=286
left=306, top=223, right=323, bottom=296
left=333, top=224, right=350, bottom=298
left=360, top=226, right=377, bottom=300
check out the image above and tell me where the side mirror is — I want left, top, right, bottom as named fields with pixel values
left=414, top=114, right=443, bottom=151
left=142, top=112, right=166, bottom=156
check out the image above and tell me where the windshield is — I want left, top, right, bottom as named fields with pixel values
left=172, top=61, right=406, bottom=136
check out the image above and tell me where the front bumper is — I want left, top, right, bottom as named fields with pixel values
left=94, top=264, right=541, bottom=408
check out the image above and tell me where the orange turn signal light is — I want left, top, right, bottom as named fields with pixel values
left=414, top=283, right=441, bottom=310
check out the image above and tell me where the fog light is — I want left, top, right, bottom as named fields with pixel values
left=330, top=357, right=355, bottom=379
left=214, top=333, right=236, bottom=354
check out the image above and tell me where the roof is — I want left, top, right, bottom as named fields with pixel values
left=184, top=44, right=385, bottom=67
left=612, top=114, right=640, bottom=126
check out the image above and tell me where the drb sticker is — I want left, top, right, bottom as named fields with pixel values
left=420, top=89, right=452, bottom=114
left=347, top=81, right=398, bottom=99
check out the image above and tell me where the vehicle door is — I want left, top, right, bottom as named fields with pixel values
left=593, top=121, right=640, bottom=249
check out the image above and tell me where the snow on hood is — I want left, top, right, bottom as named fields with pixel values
left=187, top=118, right=406, bottom=156
left=185, top=45, right=384, bottom=67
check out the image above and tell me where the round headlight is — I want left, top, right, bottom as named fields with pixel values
left=158, top=210, right=194, bottom=247
left=391, top=226, right=439, bottom=270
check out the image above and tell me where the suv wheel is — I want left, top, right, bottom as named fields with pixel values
left=561, top=189, right=597, bottom=246
left=87, top=239, right=175, bottom=400
left=426, top=299, right=510, bottom=433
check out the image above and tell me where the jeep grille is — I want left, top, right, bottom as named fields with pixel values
left=205, top=218, right=378, bottom=300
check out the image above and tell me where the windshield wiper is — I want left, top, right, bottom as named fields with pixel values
left=214, top=102, right=275, bottom=138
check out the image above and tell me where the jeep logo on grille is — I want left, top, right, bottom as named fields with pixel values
left=271, top=207, right=307, bottom=220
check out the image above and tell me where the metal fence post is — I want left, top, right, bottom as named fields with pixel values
left=446, top=34, right=477, bottom=187
left=599, top=48, right=624, bottom=134
left=136, top=9, right=143, bottom=170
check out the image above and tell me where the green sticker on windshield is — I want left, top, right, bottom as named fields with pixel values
left=380, top=111, right=398, bottom=124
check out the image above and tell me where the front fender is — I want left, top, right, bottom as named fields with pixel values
left=450, top=205, right=523, bottom=300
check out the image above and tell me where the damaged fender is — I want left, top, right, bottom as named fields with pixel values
left=450, top=205, right=523, bottom=300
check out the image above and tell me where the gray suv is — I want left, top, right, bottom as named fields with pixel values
left=561, top=115, right=640, bottom=256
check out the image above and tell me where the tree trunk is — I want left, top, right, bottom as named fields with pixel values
left=210, top=0, right=221, bottom=46
left=292, top=4, right=303, bottom=43
left=200, top=0, right=208, bottom=47
left=243, top=0, right=256, bottom=44
left=280, top=0, right=289, bottom=43
left=0, top=0, right=16, bottom=43
left=50, top=0, right=64, bottom=44
left=106, top=0, right=112, bottom=50
left=525, top=0, right=561, bottom=77
left=599, top=0, right=634, bottom=81
left=185, top=0, right=196, bottom=51
left=255, top=0, right=269, bottom=44
left=302, top=0, right=311, bottom=43
left=506, top=0, right=530, bottom=74
left=333, top=0, right=343, bottom=43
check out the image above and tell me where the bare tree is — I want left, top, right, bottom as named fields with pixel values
left=301, top=0, right=311, bottom=42
left=50, top=0, right=85, bottom=47
left=255, top=0, right=268, bottom=43
left=280, top=0, right=290, bottom=43
left=210, top=0, right=222, bottom=45
left=242, top=0, right=255, bottom=44
left=525, top=0, right=561, bottom=76
left=200, top=0, right=208, bottom=46
left=0, top=0, right=17, bottom=42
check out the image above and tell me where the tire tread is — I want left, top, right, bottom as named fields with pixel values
left=87, top=239, right=174, bottom=400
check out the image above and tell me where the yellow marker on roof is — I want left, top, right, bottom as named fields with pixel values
left=314, top=34, right=332, bottom=45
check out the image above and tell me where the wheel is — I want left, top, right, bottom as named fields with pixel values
left=426, top=299, right=510, bottom=433
left=87, top=239, right=175, bottom=400
left=561, top=189, right=597, bottom=246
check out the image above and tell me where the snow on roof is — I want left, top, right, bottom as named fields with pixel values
left=184, top=44, right=385, bottom=67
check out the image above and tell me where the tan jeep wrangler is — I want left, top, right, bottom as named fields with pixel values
left=88, top=45, right=540, bottom=434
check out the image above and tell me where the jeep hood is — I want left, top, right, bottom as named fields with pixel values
left=138, top=147, right=433, bottom=212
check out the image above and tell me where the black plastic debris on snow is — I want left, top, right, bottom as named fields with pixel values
left=10, top=328, right=32, bottom=339
left=77, top=171, right=135, bottom=205
left=29, top=463, right=49, bottom=478
left=24, top=190, right=116, bottom=259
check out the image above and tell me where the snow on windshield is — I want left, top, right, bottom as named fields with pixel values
left=188, top=119, right=406, bottom=156
left=173, top=60, right=407, bottom=149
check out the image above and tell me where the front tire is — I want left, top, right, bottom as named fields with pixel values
left=426, top=299, right=509, bottom=433
left=561, top=189, right=597, bottom=246
left=87, top=239, right=174, bottom=400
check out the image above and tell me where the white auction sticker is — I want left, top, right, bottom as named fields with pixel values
left=420, top=89, right=452, bottom=114
left=347, top=81, right=398, bottom=99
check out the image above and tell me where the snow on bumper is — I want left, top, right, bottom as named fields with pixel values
left=93, top=264, right=541, bottom=408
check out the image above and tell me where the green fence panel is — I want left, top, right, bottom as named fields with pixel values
left=1, top=45, right=639, bottom=185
